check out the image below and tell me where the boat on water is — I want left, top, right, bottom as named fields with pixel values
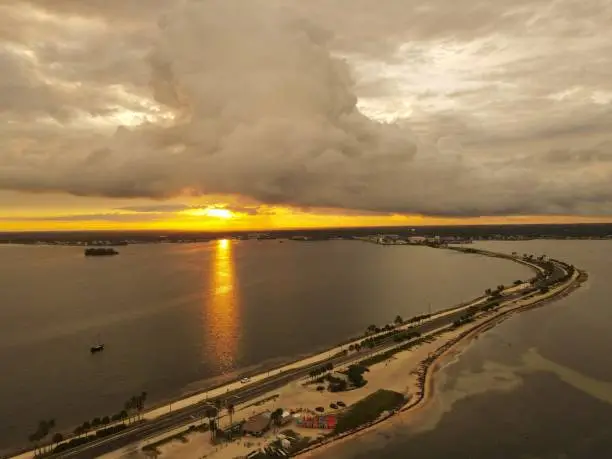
left=84, top=247, right=119, bottom=256
left=90, top=344, right=105, bottom=353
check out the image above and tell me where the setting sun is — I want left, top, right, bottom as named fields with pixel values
left=182, top=207, right=234, bottom=219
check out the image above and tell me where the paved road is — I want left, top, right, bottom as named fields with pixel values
left=40, top=259, right=569, bottom=459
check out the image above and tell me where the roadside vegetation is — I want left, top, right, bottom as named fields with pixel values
left=334, top=390, right=406, bottom=434
left=27, top=391, right=148, bottom=456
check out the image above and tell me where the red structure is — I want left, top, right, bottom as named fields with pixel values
left=296, top=415, right=337, bottom=429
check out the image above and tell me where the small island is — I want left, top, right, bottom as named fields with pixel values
left=84, top=247, right=119, bottom=257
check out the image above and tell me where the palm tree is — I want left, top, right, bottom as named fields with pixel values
left=51, top=433, right=63, bottom=450
left=124, top=392, right=146, bottom=424
left=91, top=417, right=101, bottom=430
left=227, top=403, right=235, bottom=439
left=29, top=419, right=54, bottom=455
left=45, top=419, right=56, bottom=453
left=28, top=431, right=41, bottom=456
left=136, top=392, right=147, bottom=421
left=213, top=399, right=223, bottom=432
left=204, top=406, right=218, bottom=441
left=271, top=408, right=283, bottom=432
left=112, top=409, right=128, bottom=424
left=124, top=398, right=135, bottom=424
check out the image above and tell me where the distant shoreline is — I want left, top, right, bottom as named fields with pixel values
left=3, top=237, right=612, bottom=245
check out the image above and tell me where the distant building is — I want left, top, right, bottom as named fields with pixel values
left=407, top=236, right=426, bottom=244
left=242, top=412, right=271, bottom=437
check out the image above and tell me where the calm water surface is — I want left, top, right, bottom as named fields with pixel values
left=320, top=240, right=612, bottom=459
left=0, top=240, right=530, bottom=453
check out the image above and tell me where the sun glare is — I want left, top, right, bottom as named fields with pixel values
left=183, top=207, right=234, bottom=219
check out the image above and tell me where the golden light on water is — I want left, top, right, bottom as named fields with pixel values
left=205, top=238, right=240, bottom=372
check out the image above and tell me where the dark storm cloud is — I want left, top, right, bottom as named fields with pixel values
left=116, top=204, right=191, bottom=213
left=2, top=0, right=612, bottom=217
left=0, top=212, right=165, bottom=222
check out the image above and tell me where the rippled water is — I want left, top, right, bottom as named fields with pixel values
left=318, top=240, right=612, bottom=459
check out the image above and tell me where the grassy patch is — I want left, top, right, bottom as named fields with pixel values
left=142, top=424, right=207, bottom=452
left=334, top=390, right=406, bottom=434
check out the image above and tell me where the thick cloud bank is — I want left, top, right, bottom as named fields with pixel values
left=2, top=0, right=612, bottom=216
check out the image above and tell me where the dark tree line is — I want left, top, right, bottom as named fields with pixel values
left=309, top=362, right=334, bottom=380
left=28, top=419, right=56, bottom=455
left=29, top=391, right=148, bottom=455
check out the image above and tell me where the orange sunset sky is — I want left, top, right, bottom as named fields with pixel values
left=3, top=1, right=612, bottom=232
left=2, top=191, right=611, bottom=232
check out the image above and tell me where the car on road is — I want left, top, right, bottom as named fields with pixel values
left=240, top=377, right=251, bottom=384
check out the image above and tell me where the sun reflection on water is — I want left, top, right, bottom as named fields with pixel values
left=205, top=239, right=240, bottom=373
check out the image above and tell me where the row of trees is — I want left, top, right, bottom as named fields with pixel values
left=363, top=315, right=409, bottom=337
left=124, top=391, right=148, bottom=423
left=28, top=419, right=58, bottom=456
left=406, top=314, right=432, bottom=324
left=346, top=314, right=430, bottom=356
left=201, top=398, right=237, bottom=442
left=392, top=330, right=421, bottom=343
left=452, top=310, right=478, bottom=328
left=481, top=301, right=500, bottom=312
left=485, top=284, right=506, bottom=298
left=520, top=253, right=547, bottom=262
left=28, top=391, right=148, bottom=455
left=308, top=362, right=334, bottom=381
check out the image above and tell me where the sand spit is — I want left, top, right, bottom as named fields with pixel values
left=296, top=268, right=587, bottom=458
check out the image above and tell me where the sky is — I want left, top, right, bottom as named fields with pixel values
left=1, top=0, right=612, bottom=231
